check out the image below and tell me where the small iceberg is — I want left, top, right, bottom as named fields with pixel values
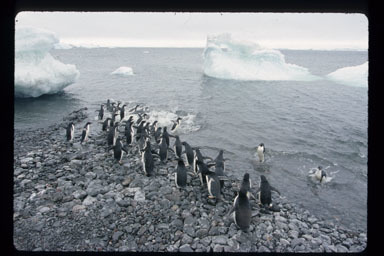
left=111, top=66, right=134, bottom=77
left=326, top=61, right=368, bottom=87
left=203, top=33, right=319, bottom=81
left=15, top=26, right=80, bottom=98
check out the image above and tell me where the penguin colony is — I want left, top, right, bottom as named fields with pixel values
left=67, top=99, right=310, bottom=232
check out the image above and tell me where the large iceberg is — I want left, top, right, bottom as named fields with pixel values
left=111, top=66, right=134, bottom=77
left=15, top=27, right=80, bottom=98
left=202, top=33, right=319, bottom=81
left=326, top=62, right=368, bottom=87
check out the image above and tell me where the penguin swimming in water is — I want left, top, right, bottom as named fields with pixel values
left=173, top=135, right=182, bottom=158
left=175, top=158, right=188, bottom=189
left=96, top=104, right=105, bottom=120
left=227, top=178, right=252, bottom=231
left=66, top=122, right=75, bottom=142
left=181, top=141, right=194, bottom=167
left=257, top=143, right=265, bottom=163
left=256, top=175, right=281, bottom=211
left=108, top=138, right=128, bottom=164
left=171, top=117, right=182, bottom=132
left=80, top=122, right=91, bottom=144
left=314, top=166, right=327, bottom=183
left=102, top=118, right=112, bottom=131
left=107, top=122, right=119, bottom=147
left=141, top=139, right=156, bottom=177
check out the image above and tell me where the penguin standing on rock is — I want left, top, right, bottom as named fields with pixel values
left=256, top=175, right=281, bottom=212
left=66, top=122, right=75, bottom=142
left=96, top=104, right=105, bottom=120
left=123, top=116, right=134, bottom=145
left=154, top=127, right=162, bottom=144
left=141, top=139, right=156, bottom=177
left=175, top=158, right=188, bottom=188
left=80, top=122, right=91, bottom=144
left=241, top=173, right=257, bottom=200
left=205, top=170, right=221, bottom=201
left=227, top=175, right=252, bottom=231
left=181, top=141, right=194, bottom=167
left=107, top=122, right=119, bottom=147
left=158, top=134, right=174, bottom=163
left=173, top=135, right=183, bottom=158
left=102, top=118, right=112, bottom=131
left=108, top=138, right=128, bottom=164
left=256, top=143, right=265, bottom=163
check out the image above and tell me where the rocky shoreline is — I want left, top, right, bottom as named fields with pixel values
left=13, top=108, right=367, bottom=252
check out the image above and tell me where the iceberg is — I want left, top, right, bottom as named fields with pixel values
left=326, top=62, right=368, bottom=87
left=111, top=66, right=134, bottom=77
left=202, top=33, right=319, bottom=81
left=15, top=27, right=80, bottom=98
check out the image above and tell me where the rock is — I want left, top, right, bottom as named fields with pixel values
left=82, top=196, right=97, bottom=206
left=213, top=244, right=224, bottom=252
left=182, top=234, right=193, bottom=244
left=183, top=216, right=196, bottom=226
left=38, top=206, right=50, bottom=213
left=72, top=204, right=86, bottom=212
left=279, top=238, right=290, bottom=246
left=73, top=190, right=87, bottom=200
left=112, top=231, right=124, bottom=242
left=212, top=235, right=228, bottom=245
left=134, top=190, right=145, bottom=202
left=179, top=244, right=193, bottom=252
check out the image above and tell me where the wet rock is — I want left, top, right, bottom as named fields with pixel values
left=179, top=244, right=193, bottom=252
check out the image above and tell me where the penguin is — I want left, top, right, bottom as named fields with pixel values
left=113, top=109, right=121, bottom=123
left=134, top=120, right=146, bottom=141
left=256, top=175, right=281, bottom=211
left=111, top=113, right=120, bottom=127
left=171, top=117, right=182, bottom=132
left=106, top=99, right=112, bottom=112
left=162, top=126, right=174, bottom=147
left=257, top=143, right=265, bottom=163
left=228, top=183, right=252, bottom=231
left=154, top=127, right=162, bottom=144
left=120, top=104, right=127, bottom=121
left=66, top=122, right=74, bottom=142
left=158, top=135, right=169, bottom=163
left=102, top=117, right=112, bottom=131
left=143, top=122, right=151, bottom=136
left=141, top=139, right=155, bottom=177
left=137, top=132, right=148, bottom=152
left=195, top=156, right=216, bottom=186
left=136, top=113, right=147, bottom=124
left=129, top=104, right=140, bottom=113
left=96, top=104, right=105, bottom=120
left=181, top=141, right=194, bottom=167
left=211, top=150, right=228, bottom=191
left=193, top=148, right=213, bottom=177
left=205, top=170, right=221, bottom=200
left=80, top=122, right=91, bottom=144
left=149, top=121, right=158, bottom=135
left=173, top=135, right=183, bottom=158
left=123, top=116, right=134, bottom=146
left=314, top=166, right=327, bottom=183
left=108, top=138, right=128, bottom=164
left=175, top=158, right=188, bottom=188
left=107, top=122, right=119, bottom=147
left=241, top=173, right=257, bottom=200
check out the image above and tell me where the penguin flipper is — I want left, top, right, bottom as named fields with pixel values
left=207, top=163, right=216, bottom=168
left=108, top=146, right=114, bottom=151
left=226, top=206, right=235, bottom=217
left=122, top=147, right=129, bottom=154
left=168, top=148, right=175, bottom=153
left=203, top=156, right=213, bottom=161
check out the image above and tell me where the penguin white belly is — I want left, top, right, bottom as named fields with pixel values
left=175, top=172, right=179, bottom=188
left=257, top=148, right=264, bottom=162
left=314, top=169, right=322, bottom=180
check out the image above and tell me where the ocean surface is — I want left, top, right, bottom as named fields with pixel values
left=14, top=47, right=368, bottom=231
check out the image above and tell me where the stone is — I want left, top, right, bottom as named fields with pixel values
left=72, top=205, right=86, bottom=212
left=183, top=216, right=196, bottom=226
left=112, top=231, right=124, bottom=241
left=73, top=190, right=87, bottom=200
left=211, top=235, right=228, bottom=245
left=82, top=196, right=97, bottom=206
left=179, top=244, right=193, bottom=252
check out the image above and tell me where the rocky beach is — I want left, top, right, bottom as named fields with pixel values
left=13, top=107, right=367, bottom=252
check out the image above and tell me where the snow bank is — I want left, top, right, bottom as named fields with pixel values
left=15, top=27, right=80, bottom=98
left=111, top=66, right=134, bottom=77
left=202, top=33, right=319, bottom=81
left=326, top=62, right=368, bottom=87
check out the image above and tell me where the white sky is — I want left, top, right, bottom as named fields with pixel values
left=15, top=12, right=368, bottom=50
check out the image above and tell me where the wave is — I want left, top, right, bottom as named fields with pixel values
left=202, top=33, right=320, bottom=81
left=15, top=26, right=80, bottom=98
left=326, top=61, right=368, bottom=87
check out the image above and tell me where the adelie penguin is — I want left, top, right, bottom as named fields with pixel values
left=141, top=139, right=156, bottom=177
left=210, top=150, right=229, bottom=191
left=256, top=175, right=281, bottom=212
left=107, top=122, right=119, bottom=147
left=158, top=134, right=174, bottom=163
left=181, top=141, right=194, bottom=167
left=66, top=122, right=75, bottom=142
left=120, top=104, right=127, bottom=121
left=108, top=138, right=128, bottom=165
left=123, top=116, right=134, bottom=146
left=80, top=122, right=91, bottom=144
left=227, top=175, right=252, bottom=231
left=205, top=169, right=222, bottom=201
left=154, top=127, right=162, bottom=144
left=171, top=117, right=182, bottom=132
left=174, top=158, right=188, bottom=189
left=162, top=127, right=175, bottom=147
left=241, top=173, right=257, bottom=201
left=134, top=120, right=146, bottom=142
left=102, top=118, right=112, bottom=131
left=257, top=143, right=265, bottom=163
left=96, top=104, right=105, bottom=120
left=314, top=166, right=327, bottom=183
left=173, top=135, right=183, bottom=158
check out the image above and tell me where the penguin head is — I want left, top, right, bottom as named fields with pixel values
left=175, top=135, right=180, bottom=140
left=259, top=143, right=264, bottom=148
left=176, top=158, right=185, bottom=166
left=318, top=166, right=323, bottom=170
left=260, top=175, right=268, bottom=184
left=239, top=185, right=248, bottom=197
left=163, top=127, right=167, bottom=132
left=177, top=117, right=182, bottom=122
left=84, top=122, right=91, bottom=128
left=243, top=173, right=250, bottom=182
left=181, top=141, right=186, bottom=146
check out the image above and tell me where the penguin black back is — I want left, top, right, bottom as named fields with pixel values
left=234, top=186, right=252, bottom=231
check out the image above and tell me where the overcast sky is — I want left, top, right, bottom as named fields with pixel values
left=15, top=12, right=368, bottom=50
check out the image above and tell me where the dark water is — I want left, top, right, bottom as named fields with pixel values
left=14, top=48, right=368, bottom=231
